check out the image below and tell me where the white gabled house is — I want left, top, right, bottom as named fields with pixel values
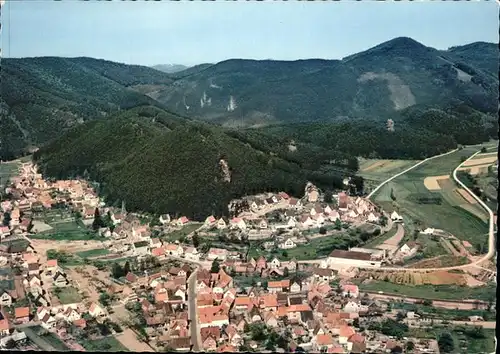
left=391, top=211, right=403, bottom=222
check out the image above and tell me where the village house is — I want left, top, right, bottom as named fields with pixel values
left=327, top=209, right=340, bottom=222
left=312, top=268, right=336, bottom=282
left=184, top=246, right=200, bottom=261
left=177, top=216, right=190, bottom=226
left=88, top=303, right=107, bottom=321
left=216, top=218, right=227, bottom=230
left=338, top=192, right=348, bottom=210
left=204, top=215, right=217, bottom=227
left=341, top=284, right=359, bottom=298
left=159, top=214, right=171, bottom=225
left=367, top=212, right=380, bottom=223
left=230, top=218, right=247, bottom=230
left=45, top=259, right=59, bottom=276
left=207, top=248, right=228, bottom=262
left=288, top=198, right=302, bottom=209
left=111, top=213, right=124, bottom=225
left=390, top=211, right=403, bottom=222
left=133, top=241, right=150, bottom=256
left=268, top=279, right=290, bottom=293
left=14, top=307, right=30, bottom=324
left=257, top=219, right=268, bottom=229
left=0, top=290, right=13, bottom=306
left=278, top=238, right=297, bottom=250
left=300, top=215, right=315, bottom=228
left=0, top=319, right=10, bottom=336
left=268, top=257, right=281, bottom=269
left=290, top=281, right=301, bottom=293
left=53, top=271, right=70, bottom=287
left=150, top=238, right=162, bottom=249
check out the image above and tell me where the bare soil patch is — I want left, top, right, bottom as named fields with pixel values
left=455, top=188, right=477, bottom=204
left=423, top=175, right=449, bottom=191
left=116, top=329, right=155, bottom=352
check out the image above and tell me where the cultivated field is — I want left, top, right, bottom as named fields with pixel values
left=358, top=269, right=467, bottom=286
left=423, top=175, right=450, bottom=191
left=359, top=159, right=420, bottom=185
left=406, top=255, right=468, bottom=269
left=371, top=147, right=489, bottom=246
left=462, top=156, right=497, bottom=166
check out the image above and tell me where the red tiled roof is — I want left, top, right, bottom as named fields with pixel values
left=14, top=307, right=30, bottom=318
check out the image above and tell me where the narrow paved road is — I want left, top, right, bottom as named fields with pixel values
left=187, top=268, right=202, bottom=351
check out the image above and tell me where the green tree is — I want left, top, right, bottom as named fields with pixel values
left=481, top=147, right=487, bottom=153
left=92, top=208, right=104, bottom=231
left=2, top=212, right=11, bottom=226
left=99, top=292, right=111, bottom=306
left=123, top=261, right=131, bottom=275
left=283, top=267, right=289, bottom=278
left=4, top=339, right=16, bottom=349
left=438, top=332, right=455, bottom=353
left=319, top=227, right=327, bottom=235
left=334, top=219, right=342, bottom=230
left=423, top=299, right=432, bottom=306
left=324, top=190, right=333, bottom=203
left=211, top=259, right=220, bottom=273
left=111, top=262, right=125, bottom=278
left=406, top=341, right=415, bottom=352
left=282, top=250, right=288, bottom=258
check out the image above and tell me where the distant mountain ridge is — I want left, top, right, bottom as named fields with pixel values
left=152, top=64, right=189, bottom=74
left=150, top=37, right=498, bottom=126
left=0, top=37, right=497, bottom=160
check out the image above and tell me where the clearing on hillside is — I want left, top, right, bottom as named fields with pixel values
left=423, top=175, right=449, bottom=191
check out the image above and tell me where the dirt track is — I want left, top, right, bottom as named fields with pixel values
left=116, top=329, right=155, bottom=352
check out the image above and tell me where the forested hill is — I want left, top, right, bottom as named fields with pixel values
left=0, top=56, right=173, bottom=160
left=32, top=102, right=497, bottom=220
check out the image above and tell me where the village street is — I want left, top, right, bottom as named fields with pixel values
left=187, top=268, right=202, bottom=351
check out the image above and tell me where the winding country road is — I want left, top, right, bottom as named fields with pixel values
left=300, top=147, right=497, bottom=273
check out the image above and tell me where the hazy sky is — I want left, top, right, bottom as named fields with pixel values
left=2, top=1, right=498, bottom=67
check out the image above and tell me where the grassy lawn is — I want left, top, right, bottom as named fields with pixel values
left=371, top=148, right=489, bottom=247
left=409, top=326, right=495, bottom=354
left=0, top=161, right=19, bottom=189
left=0, top=279, right=14, bottom=290
left=30, top=325, right=70, bottom=351
left=363, top=225, right=398, bottom=248
left=357, top=281, right=496, bottom=302
left=52, top=286, right=83, bottom=304
left=405, top=234, right=448, bottom=262
left=163, top=222, right=202, bottom=241
left=40, top=332, right=70, bottom=351
left=76, top=248, right=110, bottom=258
left=79, top=337, right=128, bottom=352
left=248, top=232, right=358, bottom=261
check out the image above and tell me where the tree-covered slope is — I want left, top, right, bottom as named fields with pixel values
left=33, top=106, right=336, bottom=220
left=0, top=57, right=172, bottom=159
